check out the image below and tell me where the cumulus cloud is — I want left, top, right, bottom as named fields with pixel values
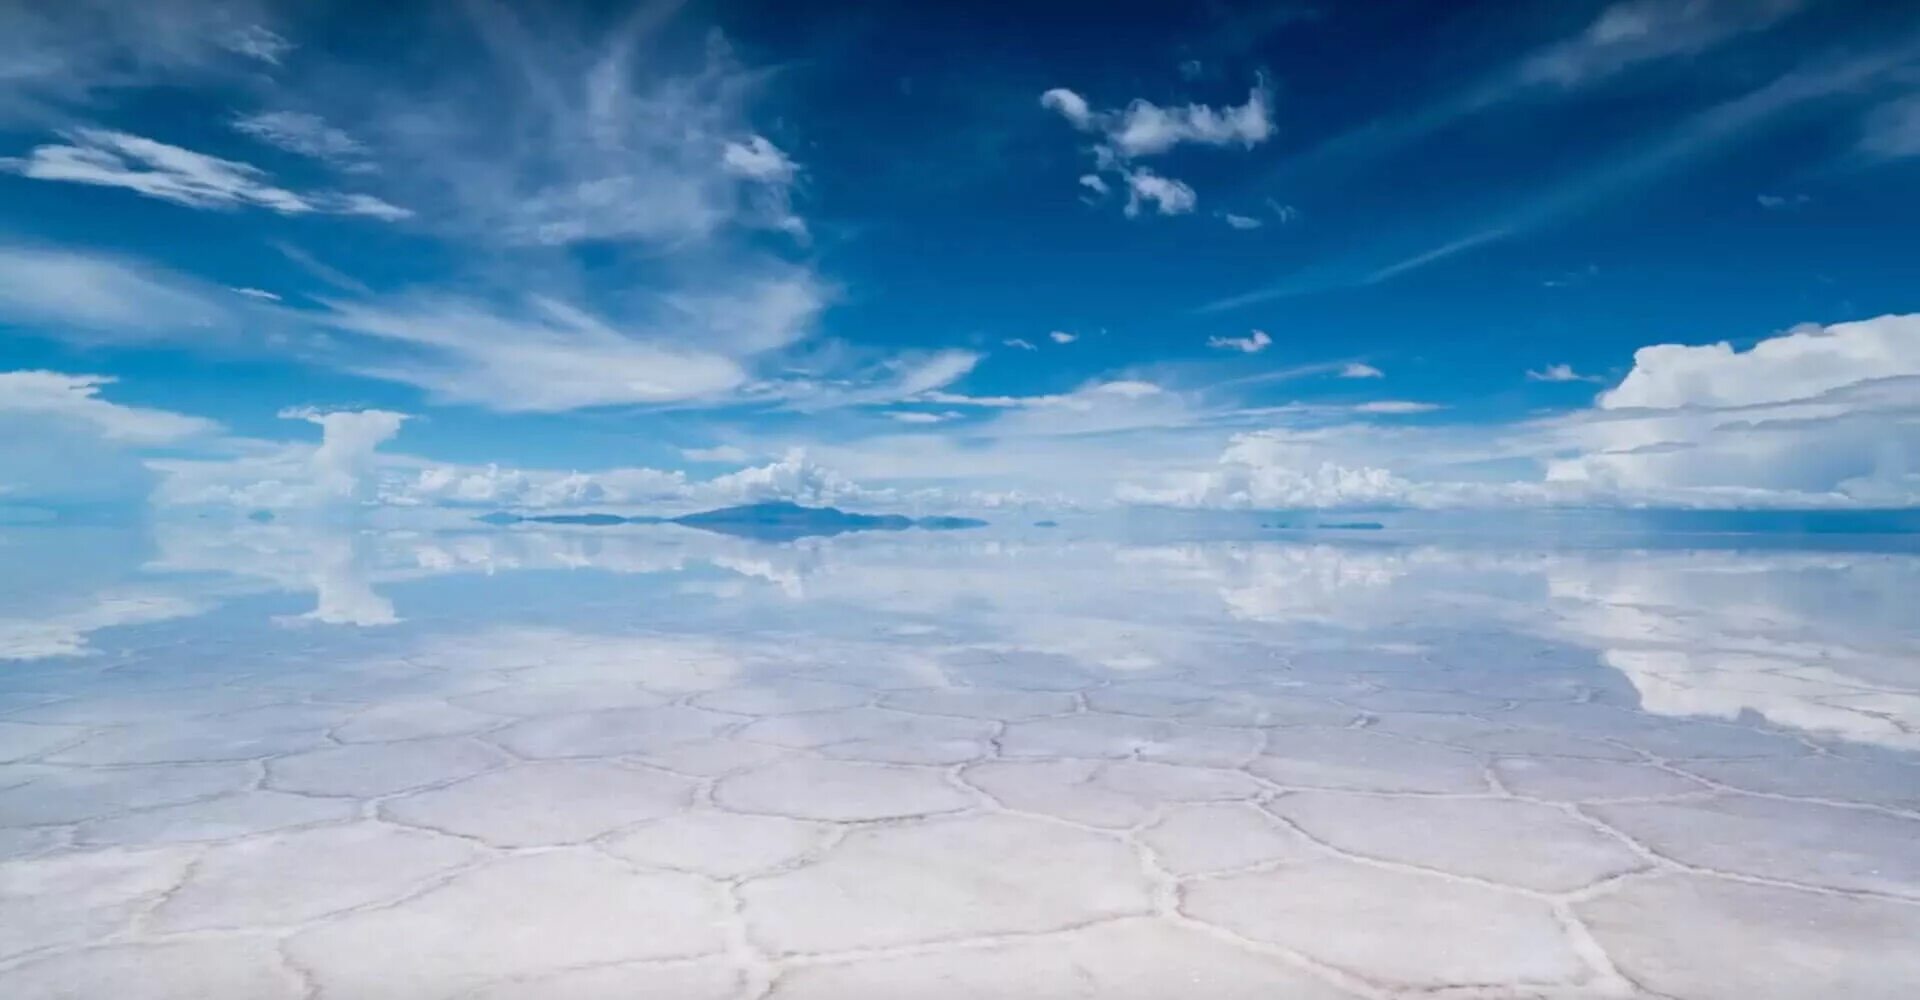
left=0, top=128, right=409, bottom=218
left=1121, top=168, right=1196, bottom=217
left=1221, top=213, right=1262, bottom=230
left=1528, top=363, right=1603, bottom=383
left=1544, top=313, right=1920, bottom=505
left=1045, top=82, right=1274, bottom=157
left=1118, top=431, right=1417, bottom=509
left=150, top=407, right=404, bottom=509
left=1041, top=78, right=1271, bottom=218
left=1208, top=329, right=1272, bottom=353
left=1049, top=330, right=1078, bottom=344
left=1340, top=362, right=1383, bottom=379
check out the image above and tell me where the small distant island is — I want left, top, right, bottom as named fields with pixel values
left=1315, top=521, right=1385, bottom=531
left=479, top=501, right=988, bottom=540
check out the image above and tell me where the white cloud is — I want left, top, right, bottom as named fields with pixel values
left=1039, top=88, right=1092, bottom=128
left=1755, top=193, right=1811, bottom=210
left=1121, top=168, right=1196, bottom=217
left=0, top=128, right=409, bottom=218
left=230, top=286, right=281, bottom=301
left=1520, top=0, right=1805, bottom=87
left=1003, top=338, right=1038, bottom=351
left=1543, top=313, right=1920, bottom=505
left=1859, top=94, right=1920, bottom=160
left=681, top=445, right=750, bottom=464
left=0, top=371, right=217, bottom=443
left=721, top=135, right=797, bottom=182
left=1528, top=363, right=1603, bottom=383
left=1353, top=400, right=1442, bottom=414
left=1118, top=431, right=1417, bottom=509
left=1042, top=78, right=1271, bottom=218
left=150, top=407, right=405, bottom=509
left=219, top=24, right=292, bottom=65
left=1049, top=330, right=1078, bottom=344
left=378, top=11, right=806, bottom=248
left=1340, top=363, right=1383, bottom=379
left=1221, top=213, right=1262, bottom=230
left=1267, top=199, right=1299, bottom=223
left=1208, top=329, right=1272, bottom=354
left=318, top=293, right=757, bottom=412
left=887, top=411, right=957, bottom=424
left=232, top=111, right=370, bottom=169
left=1047, top=83, right=1273, bottom=157
left=1602, top=315, right=1918, bottom=410
left=0, top=244, right=237, bottom=339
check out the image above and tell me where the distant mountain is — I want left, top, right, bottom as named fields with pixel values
left=478, top=501, right=986, bottom=540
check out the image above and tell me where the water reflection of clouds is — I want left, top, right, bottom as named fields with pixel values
left=6, top=521, right=1918, bottom=750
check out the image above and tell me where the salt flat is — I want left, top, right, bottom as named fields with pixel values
left=2, top=523, right=1918, bottom=998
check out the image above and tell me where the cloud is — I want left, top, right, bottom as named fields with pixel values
left=317, top=293, right=758, bottom=412
left=887, top=411, right=959, bottom=424
left=0, top=244, right=237, bottom=340
left=1118, top=431, right=1418, bottom=509
left=720, top=135, right=797, bottom=183
left=375, top=6, right=808, bottom=248
left=1859, top=94, right=1920, bottom=160
left=1602, top=315, right=1918, bottom=410
left=232, top=111, right=372, bottom=170
left=1528, top=363, right=1603, bottom=383
left=720, top=135, right=806, bottom=239
left=230, top=286, right=281, bottom=301
left=0, top=1, right=286, bottom=119
left=1049, top=330, right=1078, bottom=344
left=0, top=371, right=217, bottom=443
left=681, top=445, right=750, bottom=464
left=1003, top=338, right=1038, bottom=351
left=1, top=128, right=409, bottom=218
left=1042, top=78, right=1271, bottom=217
left=1208, top=329, right=1272, bottom=354
left=1205, top=39, right=1915, bottom=310
left=1340, top=363, right=1383, bottom=379
left=1221, top=212, right=1262, bottom=230
left=1121, top=168, right=1196, bottom=217
left=1520, top=0, right=1806, bottom=87
left=219, top=24, right=292, bottom=65
left=1039, top=88, right=1093, bottom=128
left=1045, top=82, right=1274, bottom=158
left=1353, top=400, right=1442, bottom=414
left=150, top=407, right=405, bottom=509
left=1542, top=313, right=1920, bottom=505
left=1755, top=193, right=1811, bottom=209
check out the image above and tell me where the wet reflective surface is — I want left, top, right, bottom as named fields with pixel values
left=2, top=521, right=1918, bottom=998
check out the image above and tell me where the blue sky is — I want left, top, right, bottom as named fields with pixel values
left=2, top=0, right=1918, bottom=514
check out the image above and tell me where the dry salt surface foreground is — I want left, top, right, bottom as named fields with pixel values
left=2, top=522, right=1919, bottom=999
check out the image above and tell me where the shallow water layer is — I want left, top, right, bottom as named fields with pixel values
left=2, top=522, right=1918, bottom=999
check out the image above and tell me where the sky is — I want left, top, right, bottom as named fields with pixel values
left=2, top=0, right=1918, bottom=517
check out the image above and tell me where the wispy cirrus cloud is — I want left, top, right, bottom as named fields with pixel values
left=0, top=128, right=409, bottom=218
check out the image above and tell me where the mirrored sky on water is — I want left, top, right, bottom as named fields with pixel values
left=2, top=522, right=1919, bottom=998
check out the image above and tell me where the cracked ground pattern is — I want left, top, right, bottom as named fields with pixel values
left=3, top=528, right=1919, bottom=998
